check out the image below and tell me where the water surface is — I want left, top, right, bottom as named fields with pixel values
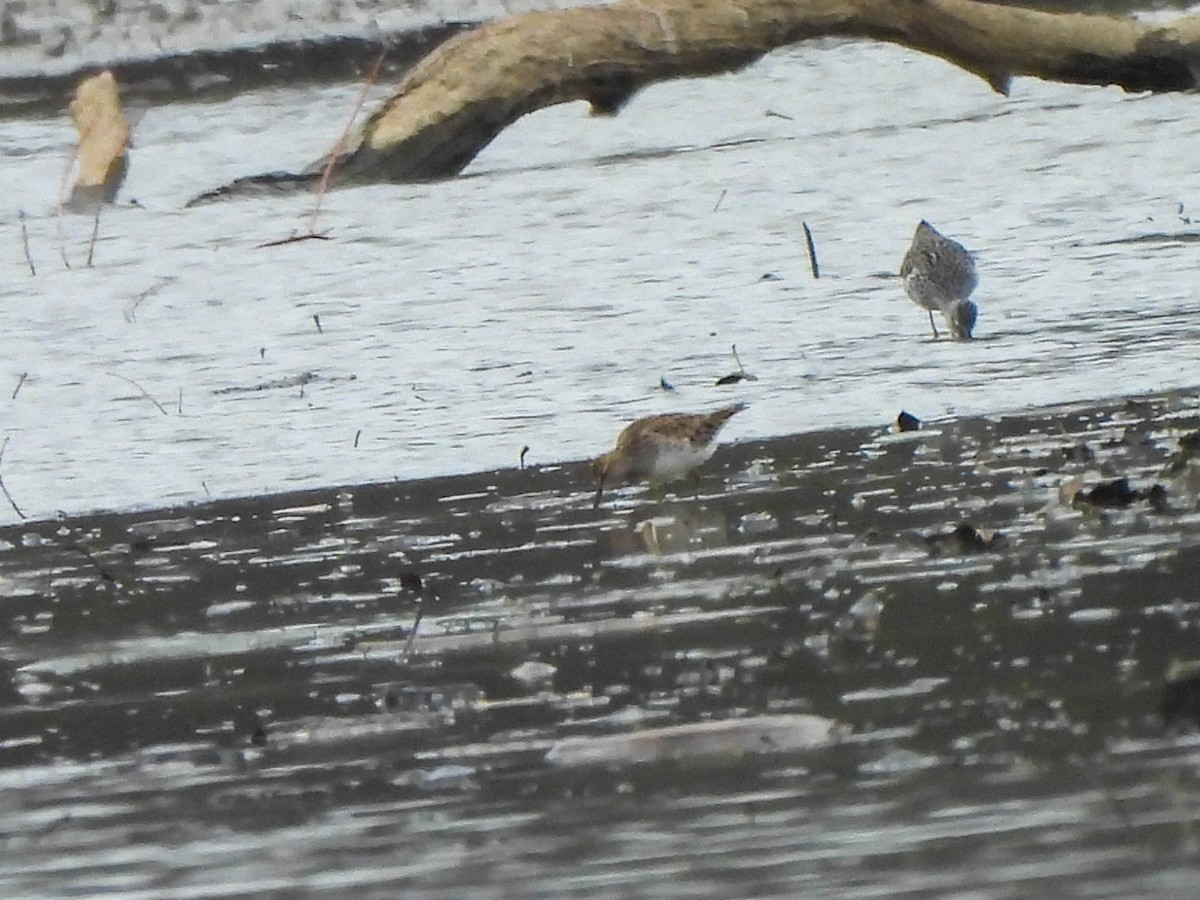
left=2, top=6, right=1200, bottom=896
left=2, top=39, right=1200, bottom=522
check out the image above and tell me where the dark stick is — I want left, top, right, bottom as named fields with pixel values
left=254, top=231, right=332, bottom=249
left=354, top=429, right=362, bottom=448
left=313, top=314, right=322, bottom=333
left=519, top=445, right=530, bottom=469
left=18, top=210, right=35, bottom=275
left=802, top=221, right=819, bottom=279
left=12, top=372, right=27, bottom=400
left=713, top=189, right=727, bottom=212
left=0, top=437, right=26, bottom=520
left=401, top=603, right=425, bottom=660
left=70, top=542, right=121, bottom=592
left=105, top=371, right=169, bottom=415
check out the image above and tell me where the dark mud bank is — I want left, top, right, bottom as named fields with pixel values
left=3, top=386, right=1199, bottom=760
left=0, top=26, right=466, bottom=116
left=3, top=387, right=1200, bottom=894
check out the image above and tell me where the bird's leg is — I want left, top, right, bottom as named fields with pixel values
left=928, top=310, right=940, bottom=340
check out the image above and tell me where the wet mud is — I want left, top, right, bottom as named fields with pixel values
left=2, top=387, right=1199, bottom=894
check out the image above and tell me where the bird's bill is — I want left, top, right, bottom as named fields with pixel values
left=591, top=455, right=610, bottom=509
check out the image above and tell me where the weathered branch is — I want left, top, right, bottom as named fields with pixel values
left=189, top=0, right=1200, bottom=204
left=68, top=71, right=130, bottom=210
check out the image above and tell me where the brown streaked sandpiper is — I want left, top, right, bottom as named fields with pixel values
left=592, top=403, right=746, bottom=508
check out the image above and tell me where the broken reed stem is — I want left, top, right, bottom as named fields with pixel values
left=308, top=42, right=391, bottom=235
left=105, top=371, right=169, bottom=415
left=0, top=437, right=27, bottom=520
left=18, top=210, right=35, bottom=275
left=12, top=372, right=27, bottom=400
left=802, top=221, right=819, bottom=279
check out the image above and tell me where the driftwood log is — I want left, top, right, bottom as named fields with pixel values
left=189, top=0, right=1200, bottom=204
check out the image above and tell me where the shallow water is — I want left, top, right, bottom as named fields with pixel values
left=2, top=39, right=1200, bottom=523
left=2, top=4, right=1200, bottom=896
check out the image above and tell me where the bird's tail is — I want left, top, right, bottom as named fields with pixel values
left=710, top=403, right=748, bottom=425
left=698, top=403, right=748, bottom=442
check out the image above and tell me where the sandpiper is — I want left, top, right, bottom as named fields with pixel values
left=899, top=220, right=978, bottom=340
left=592, top=403, right=746, bottom=507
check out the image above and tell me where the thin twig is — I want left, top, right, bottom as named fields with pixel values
left=105, top=371, right=169, bottom=415
left=124, top=278, right=173, bottom=323
left=12, top=372, right=27, bottom=400
left=56, top=147, right=76, bottom=269
left=354, top=428, right=362, bottom=448
left=85, top=201, right=104, bottom=267
left=401, top=603, right=425, bottom=660
left=70, top=543, right=119, bottom=590
left=802, top=220, right=819, bottom=279
left=308, top=41, right=391, bottom=235
left=18, top=209, right=35, bottom=275
left=69, top=541, right=143, bottom=599
left=519, top=445, right=530, bottom=469
left=0, top=437, right=27, bottom=520
left=254, top=230, right=332, bottom=249
left=713, top=189, right=727, bottom=212
left=313, top=314, right=322, bottom=334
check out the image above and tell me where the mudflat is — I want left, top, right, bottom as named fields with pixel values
left=2, top=386, right=1198, bottom=894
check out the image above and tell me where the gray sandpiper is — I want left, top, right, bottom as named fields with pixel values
left=899, top=220, right=979, bottom=340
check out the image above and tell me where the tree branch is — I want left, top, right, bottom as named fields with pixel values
left=190, top=0, right=1200, bottom=203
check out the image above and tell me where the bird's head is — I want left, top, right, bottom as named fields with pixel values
left=591, top=451, right=629, bottom=508
left=950, top=300, right=978, bottom=340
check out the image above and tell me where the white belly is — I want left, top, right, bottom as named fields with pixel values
left=645, top=440, right=716, bottom=480
left=904, top=272, right=952, bottom=312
